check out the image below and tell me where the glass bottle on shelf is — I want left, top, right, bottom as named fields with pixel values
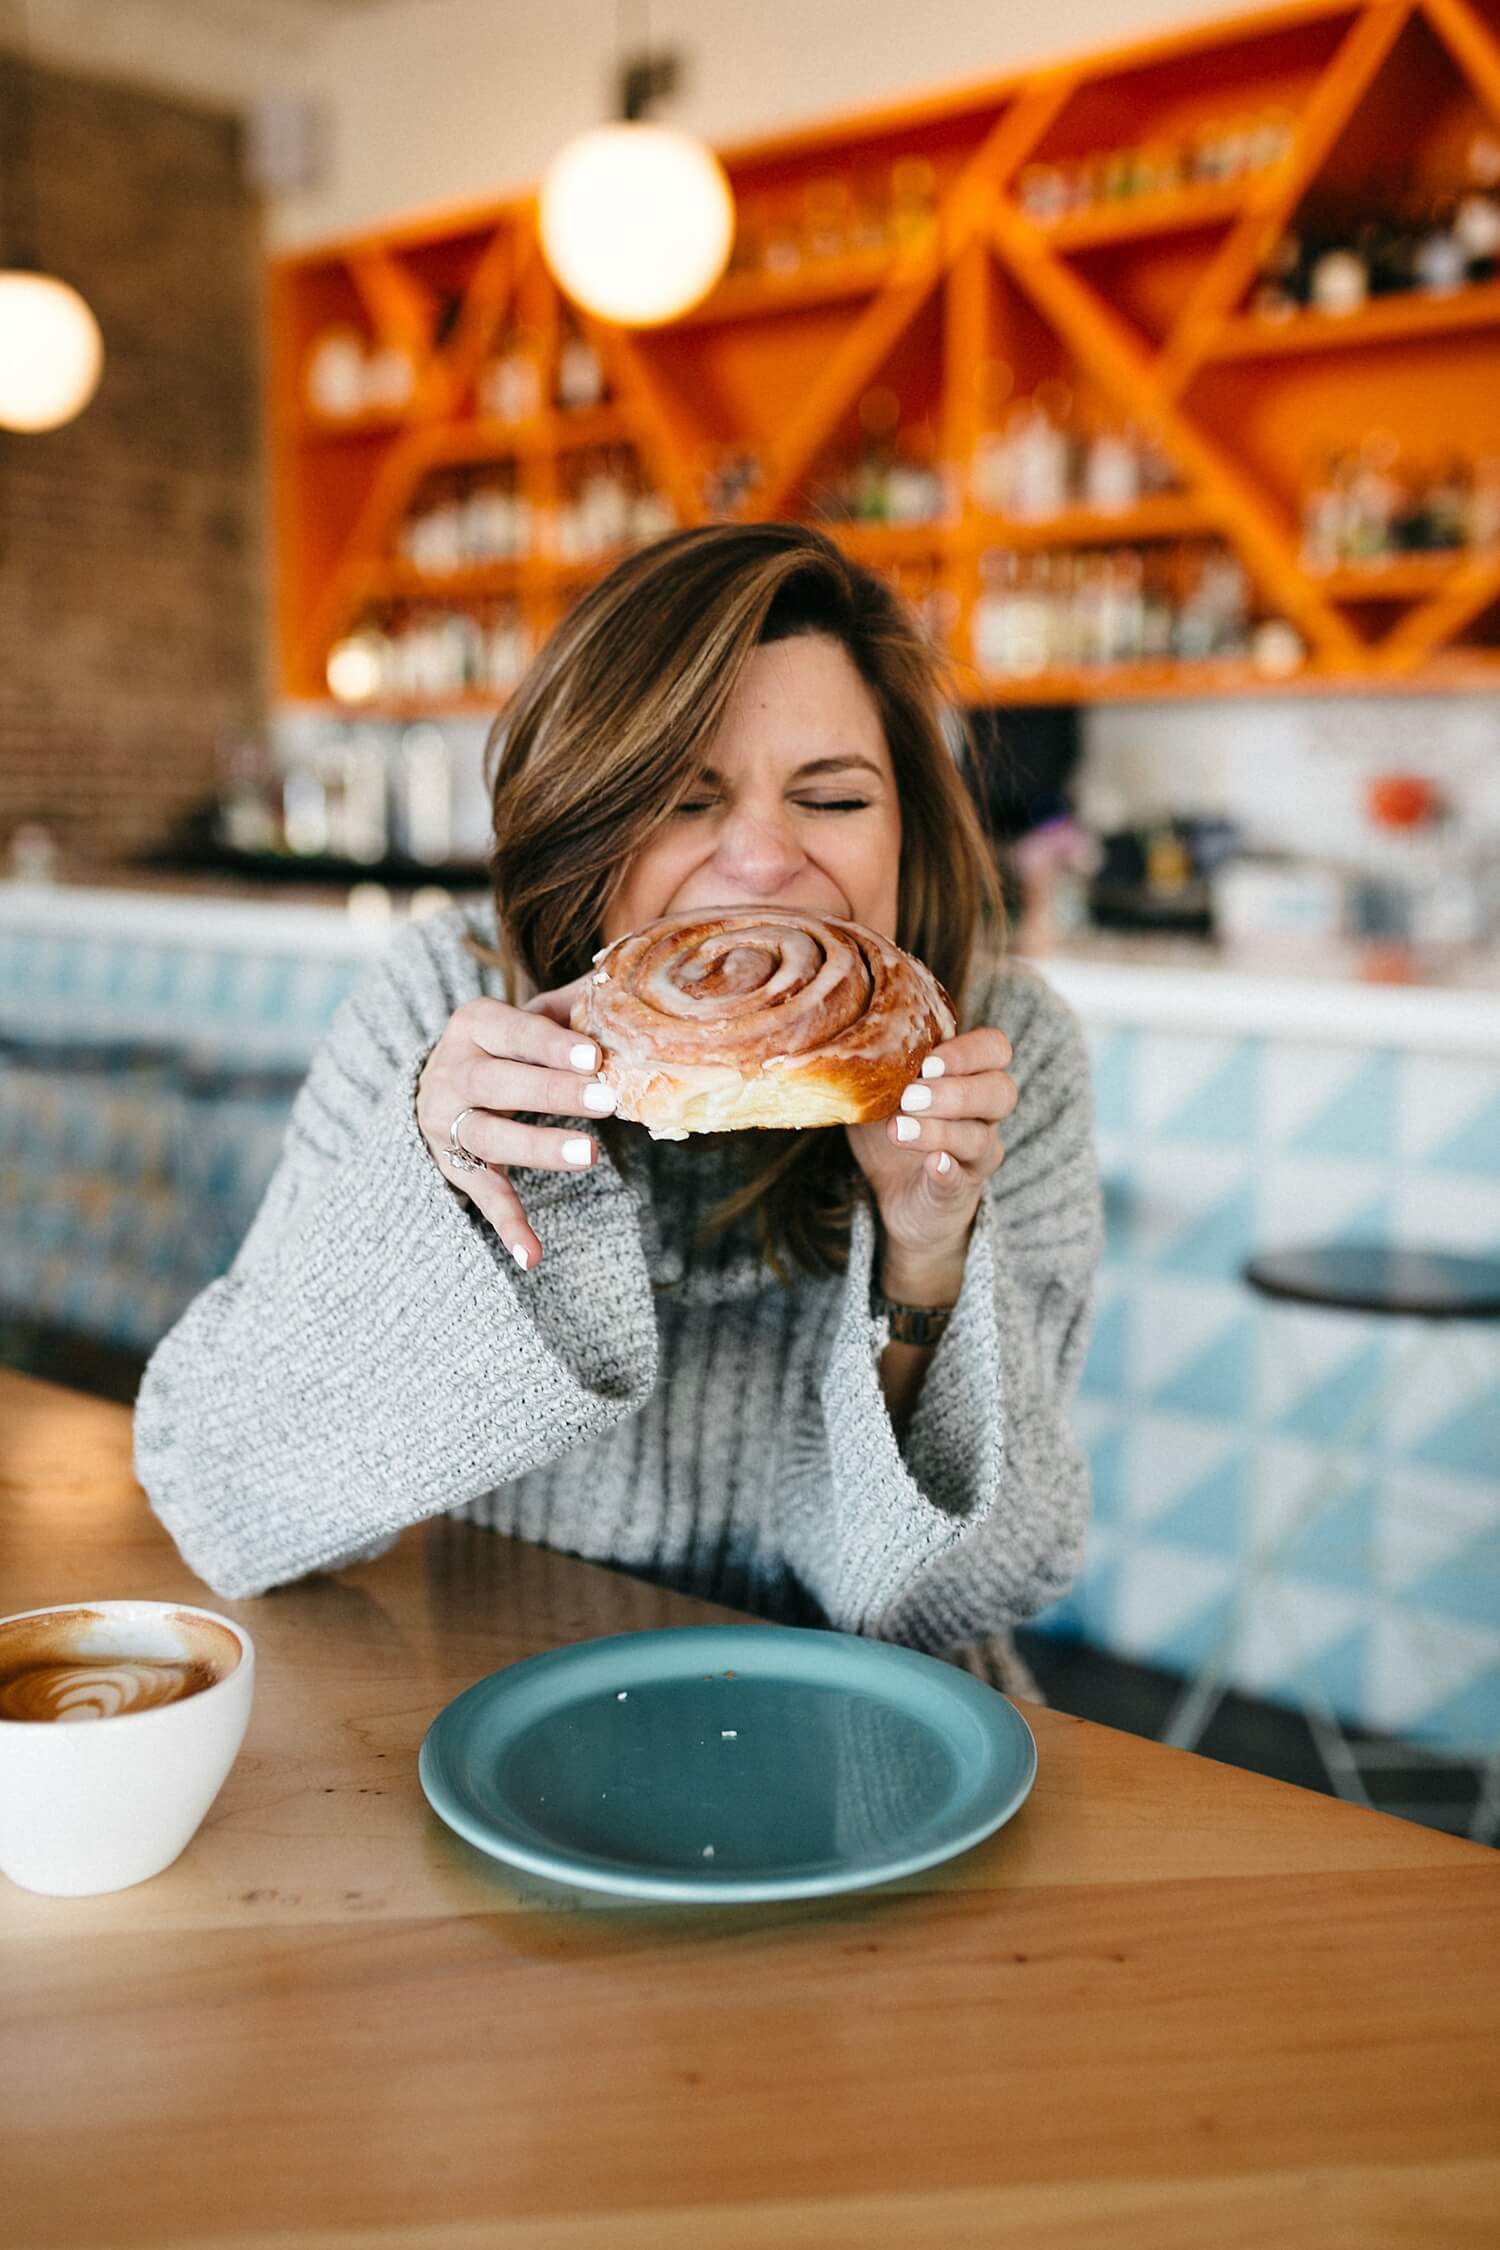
left=1471, top=456, right=1500, bottom=549
left=1141, top=557, right=1176, bottom=660
left=1412, top=209, right=1468, bottom=296
left=1007, top=399, right=1071, bottom=521
left=970, top=426, right=1009, bottom=515
left=480, top=327, right=544, bottom=421
left=1082, top=425, right=1141, bottom=514
left=802, top=175, right=852, bottom=261
left=1425, top=458, right=1472, bottom=551
left=887, top=157, right=938, bottom=247
left=971, top=549, right=1013, bottom=672
left=1301, top=452, right=1345, bottom=570
left=1005, top=554, right=1052, bottom=676
left=485, top=602, right=532, bottom=693
left=849, top=167, right=891, bottom=252
left=556, top=332, right=606, bottom=411
left=761, top=189, right=804, bottom=276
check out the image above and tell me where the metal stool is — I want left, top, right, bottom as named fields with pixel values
left=1161, top=1245, right=1500, bottom=1846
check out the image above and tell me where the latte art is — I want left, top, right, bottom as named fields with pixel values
left=0, top=1657, right=221, bottom=1724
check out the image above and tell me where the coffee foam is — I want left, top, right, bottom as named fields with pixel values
left=0, top=1606, right=241, bottom=1725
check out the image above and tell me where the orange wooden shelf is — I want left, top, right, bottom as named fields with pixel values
left=1206, top=280, right=1500, bottom=360
left=970, top=497, right=1218, bottom=549
left=269, top=0, right=1500, bottom=709
left=1310, top=553, right=1483, bottom=599
left=671, top=236, right=942, bottom=328
left=1034, top=177, right=1259, bottom=251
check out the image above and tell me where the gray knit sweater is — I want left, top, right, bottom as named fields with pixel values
left=133, top=901, right=1103, bottom=1685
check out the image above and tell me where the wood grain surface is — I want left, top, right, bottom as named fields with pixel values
left=2, top=1367, right=1496, bottom=2249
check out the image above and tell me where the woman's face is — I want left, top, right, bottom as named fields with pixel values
left=602, top=631, right=903, bottom=945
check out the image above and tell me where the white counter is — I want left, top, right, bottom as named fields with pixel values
left=1030, top=934, right=1500, bottom=1059
left=4, top=879, right=1498, bottom=1059
left=0, top=877, right=468, bottom=959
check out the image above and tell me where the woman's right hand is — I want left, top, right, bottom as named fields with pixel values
left=415, top=974, right=619, bottom=1271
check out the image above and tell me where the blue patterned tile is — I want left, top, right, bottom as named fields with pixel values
left=1290, top=1050, right=1399, bottom=1163
left=1152, top=1455, right=1250, bottom=1555
left=1158, top=1041, right=1262, bottom=1144
left=1150, top=1317, right=1256, bottom=1419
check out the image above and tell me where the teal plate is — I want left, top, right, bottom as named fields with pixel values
left=418, top=1624, right=1037, bottom=1903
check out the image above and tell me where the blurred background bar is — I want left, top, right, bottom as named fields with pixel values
left=1, top=0, right=1496, bottom=1834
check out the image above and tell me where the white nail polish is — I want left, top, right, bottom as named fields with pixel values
left=581, top=1082, right=618, bottom=1113
left=562, top=1136, right=594, bottom=1165
left=895, top=1115, right=921, bottom=1142
left=511, top=1242, right=531, bottom=1270
left=570, top=1041, right=599, bottom=1072
left=936, top=1152, right=953, bottom=1175
left=921, top=1055, right=946, bottom=1079
left=900, top=1083, right=933, bottom=1112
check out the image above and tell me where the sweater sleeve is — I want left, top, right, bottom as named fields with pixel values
left=133, top=914, right=659, bottom=1600
left=782, top=962, right=1103, bottom=1653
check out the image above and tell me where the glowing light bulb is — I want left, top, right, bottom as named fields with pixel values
left=539, top=123, right=734, bottom=326
left=0, top=271, right=104, bottom=432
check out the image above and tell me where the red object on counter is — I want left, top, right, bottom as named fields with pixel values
left=1367, top=773, right=1442, bottom=829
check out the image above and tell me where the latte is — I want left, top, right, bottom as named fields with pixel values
left=0, top=1606, right=240, bottom=1725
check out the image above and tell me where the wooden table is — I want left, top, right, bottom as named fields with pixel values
left=3, top=1367, right=1497, bottom=2249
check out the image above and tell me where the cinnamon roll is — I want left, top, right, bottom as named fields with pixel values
left=572, top=908, right=957, bottom=1139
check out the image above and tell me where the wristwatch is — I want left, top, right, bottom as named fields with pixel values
left=870, top=1291, right=956, bottom=1347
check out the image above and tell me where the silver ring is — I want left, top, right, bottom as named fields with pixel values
left=444, top=1106, right=486, bottom=1173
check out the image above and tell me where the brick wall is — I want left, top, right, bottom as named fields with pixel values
left=0, top=63, right=263, bottom=869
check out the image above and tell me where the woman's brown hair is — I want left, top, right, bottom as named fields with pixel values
left=473, top=518, right=1006, bottom=1281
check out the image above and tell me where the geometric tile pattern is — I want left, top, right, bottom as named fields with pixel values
left=1032, top=1026, right=1500, bottom=1762
left=0, top=926, right=362, bottom=1353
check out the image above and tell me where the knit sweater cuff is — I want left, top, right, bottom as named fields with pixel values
left=811, top=1193, right=999, bottom=1638
left=135, top=1051, right=658, bottom=1599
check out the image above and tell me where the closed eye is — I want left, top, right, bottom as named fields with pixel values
left=673, top=798, right=871, bottom=815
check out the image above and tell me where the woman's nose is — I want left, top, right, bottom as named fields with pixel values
left=712, top=804, right=807, bottom=890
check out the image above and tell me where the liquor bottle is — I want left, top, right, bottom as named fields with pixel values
left=803, top=175, right=852, bottom=261
left=1425, top=458, right=1472, bottom=551
left=396, top=726, right=453, bottom=864
left=1301, top=453, right=1345, bottom=570
left=556, top=332, right=606, bottom=411
left=1083, top=426, right=1141, bottom=514
left=1007, top=399, right=1071, bottom=520
left=972, top=549, right=1012, bottom=672
left=887, top=158, right=938, bottom=246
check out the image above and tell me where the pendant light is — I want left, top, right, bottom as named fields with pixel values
left=0, top=4, right=103, bottom=432
left=538, top=1, right=734, bottom=327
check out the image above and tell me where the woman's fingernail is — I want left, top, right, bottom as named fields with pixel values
left=936, top=1151, right=953, bottom=1175
left=562, top=1136, right=594, bottom=1166
left=581, top=1082, right=618, bottom=1113
left=570, top=1041, right=599, bottom=1072
left=511, top=1242, right=532, bottom=1270
left=895, top=1115, right=921, bottom=1143
left=921, top=1055, right=946, bottom=1079
left=900, top=1083, right=933, bottom=1112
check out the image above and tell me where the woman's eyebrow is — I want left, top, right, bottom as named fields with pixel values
left=697, top=755, right=884, bottom=782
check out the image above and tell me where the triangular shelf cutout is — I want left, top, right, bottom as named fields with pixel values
left=1183, top=325, right=1499, bottom=648
left=1231, top=5, right=1500, bottom=324
left=1012, top=6, right=1356, bottom=256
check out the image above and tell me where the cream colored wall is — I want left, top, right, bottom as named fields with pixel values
left=270, top=0, right=1231, bottom=249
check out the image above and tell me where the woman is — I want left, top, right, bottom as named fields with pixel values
left=135, top=521, right=1103, bottom=1698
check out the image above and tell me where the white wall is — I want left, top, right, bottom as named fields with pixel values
left=269, top=0, right=1231, bottom=249
left=1081, top=696, right=1500, bottom=862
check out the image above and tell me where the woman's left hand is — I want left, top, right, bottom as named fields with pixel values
left=846, top=1027, right=1018, bottom=1277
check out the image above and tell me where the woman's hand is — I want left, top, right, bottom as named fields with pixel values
left=415, top=974, right=618, bottom=1271
left=845, top=1027, right=1017, bottom=1298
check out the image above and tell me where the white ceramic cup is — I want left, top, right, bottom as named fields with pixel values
left=0, top=1600, right=255, bottom=1896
